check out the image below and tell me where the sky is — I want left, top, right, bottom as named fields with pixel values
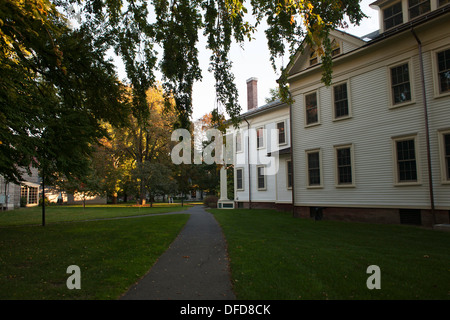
left=190, top=0, right=380, bottom=121
left=108, top=0, right=380, bottom=122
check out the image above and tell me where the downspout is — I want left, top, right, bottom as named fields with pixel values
left=288, top=93, right=296, bottom=217
left=243, top=116, right=251, bottom=209
left=411, top=28, right=436, bottom=225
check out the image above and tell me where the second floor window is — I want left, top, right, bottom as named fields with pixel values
left=391, top=63, right=412, bottom=105
left=438, top=49, right=450, bottom=94
left=236, top=131, right=242, bottom=152
left=409, top=0, right=430, bottom=19
left=256, top=127, right=264, bottom=149
left=277, top=121, right=286, bottom=145
left=333, top=83, right=349, bottom=119
left=305, top=92, right=318, bottom=125
left=384, top=2, right=403, bottom=30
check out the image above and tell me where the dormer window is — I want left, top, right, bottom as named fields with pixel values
left=383, top=2, right=403, bottom=30
left=331, top=39, right=341, bottom=57
left=409, top=0, right=430, bottom=19
left=310, top=50, right=318, bottom=66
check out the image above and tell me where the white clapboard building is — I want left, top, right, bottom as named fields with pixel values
left=220, top=1, right=450, bottom=227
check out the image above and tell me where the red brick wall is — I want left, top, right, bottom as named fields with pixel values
left=293, top=206, right=450, bottom=227
left=235, top=202, right=449, bottom=227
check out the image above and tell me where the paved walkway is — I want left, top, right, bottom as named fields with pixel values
left=120, top=205, right=235, bottom=300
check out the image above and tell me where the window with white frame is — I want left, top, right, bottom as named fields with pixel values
left=20, top=186, right=28, bottom=202
left=257, top=165, right=266, bottom=190
left=306, top=149, right=321, bottom=187
left=331, top=39, right=341, bottom=57
left=28, top=187, right=37, bottom=204
left=383, top=2, right=403, bottom=31
left=277, top=121, right=286, bottom=145
left=445, top=134, right=450, bottom=181
left=236, top=168, right=244, bottom=190
left=21, top=185, right=38, bottom=205
left=439, top=130, right=450, bottom=183
left=333, top=82, right=350, bottom=119
left=236, top=131, right=242, bottom=153
left=286, top=159, right=293, bottom=189
left=310, top=50, right=318, bottom=66
left=391, top=63, right=412, bottom=105
left=393, top=136, right=419, bottom=184
left=256, top=127, right=264, bottom=149
left=335, top=145, right=354, bottom=186
left=437, top=49, right=450, bottom=94
left=408, top=0, right=430, bottom=19
left=305, top=92, right=319, bottom=126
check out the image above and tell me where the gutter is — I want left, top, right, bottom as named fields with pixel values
left=411, top=28, right=436, bottom=225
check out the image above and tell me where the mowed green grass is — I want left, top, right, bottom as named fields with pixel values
left=0, top=203, right=189, bottom=227
left=0, top=206, right=190, bottom=299
left=211, top=209, right=450, bottom=300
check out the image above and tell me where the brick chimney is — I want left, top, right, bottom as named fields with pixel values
left=246, top=77, right=258, bottom=111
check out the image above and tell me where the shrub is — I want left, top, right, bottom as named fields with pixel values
left=203, top=195, right=218, bottom=208
left=20, top=197, right=27, bottom=207
left=39, top=197, right=50, bottom=207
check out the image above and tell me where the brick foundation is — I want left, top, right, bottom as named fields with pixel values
left=293, top=206, right=450, bottom=227
left=235, top=202, right=450, bottom=227
left=235, top=201, right=292, bottom=212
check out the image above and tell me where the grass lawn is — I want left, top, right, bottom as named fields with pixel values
left=0, top=203, right=190, bottom=227
left=211, top=209, right=450, bottom=300
left=0, top=206, right=190, bottom=299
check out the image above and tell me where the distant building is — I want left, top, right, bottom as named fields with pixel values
left=1, top=166, right=106, bottom=210
left=219, top=78, right=292, bottom=210
left=0, top=166, right=40, bottom=210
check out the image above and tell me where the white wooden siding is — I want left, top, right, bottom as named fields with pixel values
left=291, top=37, right=450, bottom=209
left=231, top=105, right=292, bottom=203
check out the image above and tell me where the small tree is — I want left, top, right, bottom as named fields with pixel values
left=62, top=169, right=104, bottom=209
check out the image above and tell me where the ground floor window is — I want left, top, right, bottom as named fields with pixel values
left=445, top=134, right=450, bottom=180
left=440, top=131, right=450, bottom=182
left=306, top=149, right=321, bottom=187
left=335, top=144, right=354, bottom=186
left=21, top=185, right=38, bottom=205
left=286, top=160, right=293, bottom=189
left=393, top=136, right=419, bottom=184
left=257, top=166, right=266, bottom=190
left=236, top=168, right=244, bottom=190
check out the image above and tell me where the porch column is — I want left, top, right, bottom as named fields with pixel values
left=219, top=165, right=228, bottom=201
left=217, top=133, right=234, bottom=209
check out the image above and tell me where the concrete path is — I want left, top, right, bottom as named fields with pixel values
left=120, top=205, right=235, bottom=300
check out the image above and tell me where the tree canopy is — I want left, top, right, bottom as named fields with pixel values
left=0, top=0, right=128, bottom=183
left=1, top=0, right=365, bottom=184
left=54, top=0, right=366, bottom=128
